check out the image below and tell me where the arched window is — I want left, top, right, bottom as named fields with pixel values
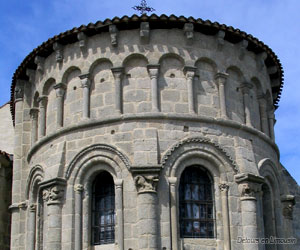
left=91, top=171, right=115, bottom=245
left=179, top=166, right=214, bottom=238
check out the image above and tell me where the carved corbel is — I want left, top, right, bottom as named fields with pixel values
left=134, top=175, right=159, bottom=193
left=53, top=42, right=63, bottom=63
left=216, top=30, right=225, bottom=51
left=238, top=40, right=248, bottom=60
left=267, top=66, right=278, bottom=75
left=281, top=195, right=295, bottom=220
left=256, top=52, right=267, bottom=71
left=34, top=56, right=45, bottom=73
left=14, top=80, right=25, bottom=101
left=140, top=22, right=150, bottom=43
left=77, top=32, right=87, bottom=48
left=26, top=69, right=36, bottom=84
left=184, top=23, right=194, bottom=40
left=109, top=25, right=118, bottom=47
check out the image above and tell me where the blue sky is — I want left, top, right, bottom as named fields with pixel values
left=0, top=0, right=299, bottom=183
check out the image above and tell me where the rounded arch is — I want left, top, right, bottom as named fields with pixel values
left=194, top=57, right=217, bottom=73
left=42, top=77, right=56, bottom=96
left=122, top=53, right=149, bottom=67
left=65, top=143, right=131, bottom=183
left=226, top=65, right=245, bottom=81
left=162, top=137, right=239, bottom=179
left=251, top=77, right=264, bottom=96
left=158, top=53, right=185, bottom=66
left=26, top=165, right=45, bottom=200
left=265, top=89, right=273, bottom=107
left=62, top=66, right=82, bottom=84
left=88, top=58, right=113, bottom=75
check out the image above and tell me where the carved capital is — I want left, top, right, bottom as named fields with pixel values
left=240, top=82, right=253, bottom=95
left=109, top=25, right=118, bottom=46
left=168, top=177, right=177, bottom=186
left=215, top=72, right=229, bottom=86
left=79, top=73, right=91, bottom=88
left=184, top=23, right=194, bottom=40
left=29, top=203, right=37, bottom=212
left=115, top=179, right=123, bottom=189
left=235, top=173, right=264, bottom=200
left=184, top=66, right=196, bottom=79
left=54, top=83, right=66, bottom=97
left=147, top=64, right=160, bottom=79
left=53, top=42, right=63, bottom=62
left=111, top=67, right=124, bottom=79
left=134, top=174, right=159, bottom=193
left=219, top=182, right=229, bottom=192
left=281, top=195, right=295, bottom=220
left=38, top=95, right=48, bottom=108
left=30, top=108, right=39, bottom=119
left=74, top=184, right=84, bottom=193
left=40, top=178, right=66, bottom=205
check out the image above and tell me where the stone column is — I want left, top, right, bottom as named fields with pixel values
left=257, top=95, right=269, bottom=135
left=79, top=73, right=91, bottom=119
left=40, top=178, right=66, bottom=250
left=27, top=204, right=37, bottom=250
left=54, top=83, right=66, bottom=128
left=30, top=108, right=39, bottom=145
left=184, top=66, right=196, bottom=114
left=240, top=83, right=253, bottom=127
left=215, top=72, right=229, bottom=119
left=235, top=174, right=264, bottom=250
left=268, top=109, right=275, bottom=141
left=219, top=183, right=231, bottom=250
left=74, top=184, right=84, bottom=250
left=115, top=179, right=124, bottom=250
left=134, top=173, right=160, bottom=250
left=147, top=64, right=160, bottom=112
left=38, top=96, right=48, bottom=139
left=168, top=177, right=178, bottom=250
left=111, top=67, right=124, bottom=114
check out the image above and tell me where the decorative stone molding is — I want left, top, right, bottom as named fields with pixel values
left=109, top=24, right=118, bottom=46
left=77, top=32, right=87, bottom=48
left=162, top=136, right=238, bottom=173
left=238, top=40, right=248, bottom=60
left=9, top=201, right=28, bottom=211
left=184, top=23, right=194, bottom=40
left=235, top=173, right=264, bottom=200
left=34, top=56, right=45, bottom=73
left=74, top=184, right=84, bottom=193
left=140, top=22, right=150, bottom=42
left=53, top=42, right=63, bottom=62
left=281, top=195, right=295, bottom=220
left=39, top=178, right=66, bottom=205
left=215, top=72, right=229, bottom=119
left=134, top=175, right=159, bottom=193
left=216, top=30, right=225, bottom=50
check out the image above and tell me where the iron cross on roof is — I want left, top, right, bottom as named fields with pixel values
left=132, top=0, right=155, bottom=14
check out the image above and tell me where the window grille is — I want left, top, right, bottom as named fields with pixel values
left=179, top=166, right=215, bottom=238
left=92, top=171, right=115, bottom=245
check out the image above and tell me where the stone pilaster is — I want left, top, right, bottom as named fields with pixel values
left=147, top=64, right=160, bottom=112
left=268, top=108, right=275, bottom=141
left=38, top=96, right=48, bottom=139
left=240, top=82, right=253, bottom=127
left=40, top=178, right=66, bottom=250
left=54, top=83, right=66, bottom=128
left=281, top=195, right=295, bottom=242
left=184, top=66, right=196, bottom=114
left=111, top=67, right=124, bottom=114
left=79, top=73, right=91, bottom=119
left=168, top=177, right=178, bottom=250
left=215, top=72, right=229, bottom=119
left=219, top=183, right=231, bottom=250
left=30, top=108, right=39, bottom=146
left=257, top=94, right=269, bottom=135
left=235, top=174, right=264, bottom=250
left=27, top=204, right=36, bottom=250
left=132, top=166, right=161, bottom=250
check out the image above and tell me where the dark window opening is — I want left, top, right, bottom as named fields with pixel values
left=91, top=171, right=115, bottom=245
left=179, top=166, right=215, bottom=238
